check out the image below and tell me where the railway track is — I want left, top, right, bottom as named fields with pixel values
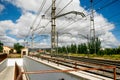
left=53, top=55, right=120, bottom=79
left=32, top=54, right=120, bottom=80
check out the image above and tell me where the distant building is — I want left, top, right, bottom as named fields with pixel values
left=3, top=46, right=16, bottom=54
left=100, top=48, right=105, bottom=50
left=21, top=48, right=28, bottom=57
left=3, top=46, right=11, bottom=54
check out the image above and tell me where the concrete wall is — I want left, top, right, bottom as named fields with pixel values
left=0, top=59, right=7, bottom=72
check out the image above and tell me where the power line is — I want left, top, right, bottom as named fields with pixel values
left=31, top=0, right=47, bottom=30
left=56, top=0, right=73, bottom=16
left=32, top=0, right=47, bottom=32
left=56, top=0, right=62, bottom=8
left=82, top=0, right=104, bottom=12
left=43, top=0, right=111, bottom=35
left=24, top=0, right=48, bottom=45
left=57, top=0, right=119, bottom=34
left=95, top=0, right=119, bottom=12
left=57, top=19, right=120, bottom=42
left=54, top=0, right=102, bottom=32
left=26, top=0, right=120, bottom=48
left=34, top=21, right=51, bottom=39
left=44, top=0, right=56, bottom=14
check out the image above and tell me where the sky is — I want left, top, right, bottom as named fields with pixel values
left=0, top=0, right=120, bottom=48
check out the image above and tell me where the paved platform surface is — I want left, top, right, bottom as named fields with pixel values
left=30, top=56, right=113, bottom=80
left=0, top=58, right=23, bottom=80
left=0, top=66, right=14, bottom=80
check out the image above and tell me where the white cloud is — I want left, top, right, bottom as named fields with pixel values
left=5, top=0, right=51, bottom=13
left=100, top=32, right=120, bottom=48
left=0, top=35, right=17, bottom=47
left=0, top=0, right=119, bottom=48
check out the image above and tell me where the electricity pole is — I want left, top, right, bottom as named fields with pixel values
left=50, top=0, right=85, bottom=55
left=31, top=32, right=34, bottom=48
left=90, top=0, right=96, bottom=54
left=51, top=0, right=56, bottom=55
left=57, top=32, right=58, bottom=55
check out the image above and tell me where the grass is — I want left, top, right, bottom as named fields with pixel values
left=68, top=53, right=120, bottom=61
left=8, top=53, right=21, bottom=58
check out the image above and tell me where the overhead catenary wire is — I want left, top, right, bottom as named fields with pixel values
left=31, top=0, right=47, bottom=31
left=65, top=21, right=120, bottom=38
left=57, top=0, right=120, bottom=48
left=56, top=18, right=120, bottom=45
left=55, top=0, right=104, bottom=32
left=73, top=11, right=120, bottom=35
left=44, top=0, right=56, bottom=15
left=26, top=0, right=120, bottom=48
left=32, top=0, right=47, bottom=32
left=57, top=0, right=119, bottom=33
left=81, top=0, right=104, bottom=13
left=56, top=0, right=73, bottom=16
left=56, top=0, right=62, bottom=8
left=24, top=0, right=48, bottom=44
left=39, top=0, right=120, bottom=38
left=33, top=21, right=51, bottom=39
left=95, top=0, right=119, bottom=12
left=35, top=0, right=118, bottom=36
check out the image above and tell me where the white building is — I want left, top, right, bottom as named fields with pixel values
left=21, top=48, right=28, bottom=57
left=3, top=46, right=16, bottom=54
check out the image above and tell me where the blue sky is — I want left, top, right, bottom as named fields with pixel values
left=80, top=0, right=120, bottom=40
left=0, top=0, right=22, bottom=22
left=0, top=0, right=120, bottom=48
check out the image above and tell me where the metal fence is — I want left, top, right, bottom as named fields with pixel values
left=13, top=55, right=117, bottom=80
left=30, top=56, right=117, bottom=80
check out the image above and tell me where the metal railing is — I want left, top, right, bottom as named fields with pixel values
left=0, top=53, right=7, bottom=62
left=14, top=62, right=23, bottom=80
left=23, top=56, right=117, bottom=80
left=13, top=55, right=117, bottom=80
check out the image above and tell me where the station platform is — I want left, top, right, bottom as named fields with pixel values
left=30, top=56, right=113, bottom=80
left=0, top=66, right=14, bottom=80
left=0, top=57, right=114, bottom=80
left=0, top=58, right=23, bottom=80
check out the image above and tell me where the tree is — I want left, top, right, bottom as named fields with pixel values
left=77, top=43, right=87, bottom=54
left=66, top=46, right=71, bottom=53
left=70, top=44, right=77, bottom=53
left=0, top=41, right=3, bottom=52
left=82, top=43, right=87, bottom=53
left=95, top=37, right=101, bottom=54
left=14, top=43, right=24, bottom=53
left=116, top=46, right=120, bottom=54
left=88, top=37, right=101, bottom=54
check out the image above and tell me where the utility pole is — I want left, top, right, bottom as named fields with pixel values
left=90, top=0, right=96, bottom=54
left=30, top=26, right=34, bottom=48
left=57, top=32, right=58, bottom=55
left=50, top=0, right=85, bottom=55
left=87, top=34, right=90, bottom=57
left=51, top=0, right=56, bottom=55
left=31, top=33, right=34, bottom=48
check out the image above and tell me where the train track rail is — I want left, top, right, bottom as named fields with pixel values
left=53, top=55, right=120, bottom=79
left=31, top=54, right=120, bottom=80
